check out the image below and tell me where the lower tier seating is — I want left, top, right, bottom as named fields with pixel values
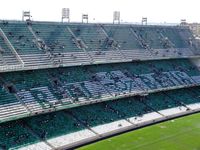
left=0, top=120, right=39, bottom=150
left=0, top=59, right=200, bottom=122
left=1, top=87, right=200, bottom=149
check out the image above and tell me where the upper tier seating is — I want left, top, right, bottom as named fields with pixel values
left=131, top=26, right=195, bottom=58
left=0, top=21, right=198, bottom=71
left=0, top=36, right=12, bottom=56
left=0, top=22, right=53, bottom=68
left=103, top=25, right=142, bottom=50
left=68, top=24, right=125, bottom=62
left=69, top=24, right=113, bottom=51
left=0, top=22, right=42, bottom=55
left=31, top=23, right=82, bottom=53
left=103, top=25, right=153, bottom=59
left=160, top=27, right=190, bottom=48
left=0, top=36, right=20, bottom=66
left=132, top=26, right=165, bottom=49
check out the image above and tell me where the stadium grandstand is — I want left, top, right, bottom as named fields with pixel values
left=1, top=17, right=200, bottom=150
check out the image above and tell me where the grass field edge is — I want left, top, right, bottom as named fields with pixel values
left=59, top=108, right=200, bottom=150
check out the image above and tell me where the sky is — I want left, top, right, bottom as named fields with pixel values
left=0, top=0, right=199, bottom=24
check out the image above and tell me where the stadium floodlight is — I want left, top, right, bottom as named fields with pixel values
left=113, top=11, right=120, bottom=24
left=62, top=8, right=70, bottom=22
left=142, top=17, right=147, bottom=25
left=180, top=19, right=187, bottom=26
left=22, top=11, right=31, bottom=21
left=82, top=14, right=89, bottom=23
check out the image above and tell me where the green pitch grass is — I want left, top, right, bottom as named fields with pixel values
left=78, top=113, right=200, bottom=150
